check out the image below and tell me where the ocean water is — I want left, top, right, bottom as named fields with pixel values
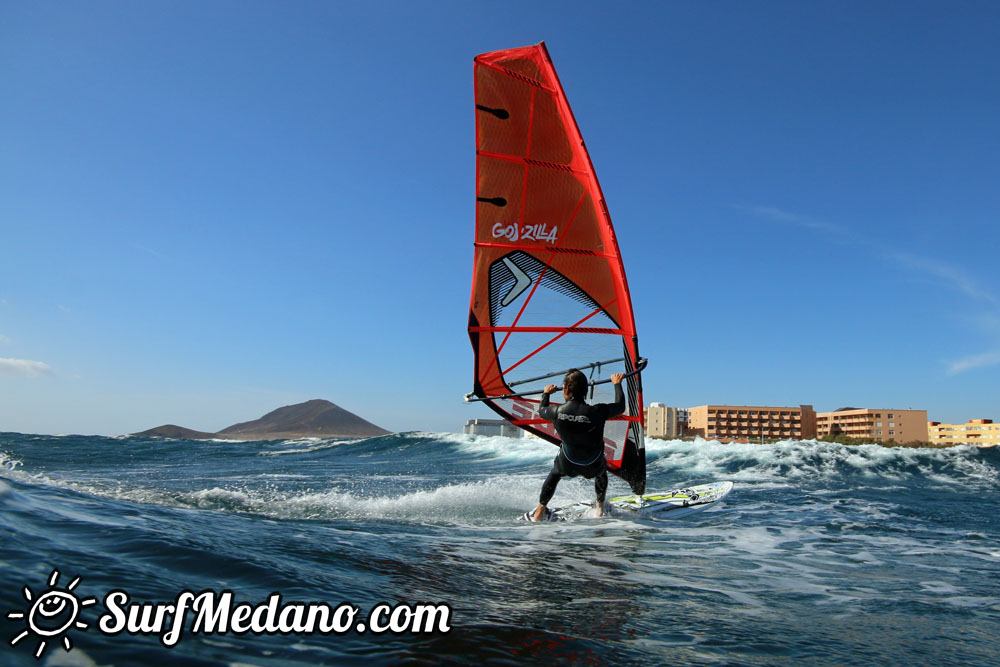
left=1, top=431, right=998, bottom=666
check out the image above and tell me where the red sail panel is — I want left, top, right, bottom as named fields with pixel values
left=468, top=42, right=646, bottom=493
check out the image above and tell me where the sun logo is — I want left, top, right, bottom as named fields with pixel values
left=7, top=569, right=97, bottom=659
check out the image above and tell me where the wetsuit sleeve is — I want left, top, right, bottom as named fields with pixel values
left=538, top=392, right=559, bottom=421
left=602, top=383, right=626, bottom=419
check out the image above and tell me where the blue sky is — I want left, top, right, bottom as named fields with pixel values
left=2, top=1, right=998, bottom=435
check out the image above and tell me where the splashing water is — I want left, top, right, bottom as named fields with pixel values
left=1, top=431, right=997, bottom=665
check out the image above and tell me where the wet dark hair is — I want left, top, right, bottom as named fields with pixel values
left=563, top=369, right=588, bottom=400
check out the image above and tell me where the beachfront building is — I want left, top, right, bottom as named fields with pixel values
left=463, top=418, right=521, bottom=438
left=644, top=403, right=689, bottom=439
left=927, top=419, right=999, bottom=447
left=815, top=408, right=928, bottom=442
left=687, top=405, right=817, bottom=442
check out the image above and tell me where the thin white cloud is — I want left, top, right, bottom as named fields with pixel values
left=739, top=204, right=1000, bottom=376
left=889, top=252, right=1000, bottom=308
left=133, top=243, right=169, bottom=261
left=734, top=204, right=849, bottom=236
left=0, top=357, right=53, bottom=377
left=741, top=205, right=999, bottom=307
left=947, top=351, right=1000, bottom=376
left=889, top=254, right=1000, bottom=375
left=0, top=333, right=10, bottom=344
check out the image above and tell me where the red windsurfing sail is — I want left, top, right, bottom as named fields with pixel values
left=468, top=42, right=646, bottom=493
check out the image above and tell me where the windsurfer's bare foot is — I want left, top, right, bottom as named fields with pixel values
left=594, top=501, right=604, bottom=517
left=533, top=504, right=547, bottom=522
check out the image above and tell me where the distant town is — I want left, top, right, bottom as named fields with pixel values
left=464, top=403, right=999, bottom=448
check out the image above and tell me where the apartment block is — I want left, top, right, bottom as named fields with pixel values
left=687, top=405, right=817, bottom=442
left=816, top=408, right=928, bottom=442
left=928, top=419, right=999, bottom=447
left=644, top=403, right=689, bottom=439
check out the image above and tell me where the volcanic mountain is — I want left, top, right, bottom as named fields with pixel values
left=134, top=399, right=390, bottom=440
left=133, top=424, right=219, bottom=440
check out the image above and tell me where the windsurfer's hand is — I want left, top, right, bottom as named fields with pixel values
left=543, top=384, right=558, bottom=394
left=610, top=373, right=625, bottom=385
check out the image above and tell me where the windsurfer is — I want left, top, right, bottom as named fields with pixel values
left=532, top=370, right=625, bottom=521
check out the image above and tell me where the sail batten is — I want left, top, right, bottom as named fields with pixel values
left=468, top=42, right=646, bottom=494
left=470, top=327, right=625, bottom=334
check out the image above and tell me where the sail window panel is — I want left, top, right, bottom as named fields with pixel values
left=482, top=251, right=620, bottom=330
left=490, top=279, right=619, bottom=332
left=547, top=254, right=620, bottom=326
left=484, top=250, right=618, bottom=330
left=494, top=330, right=631, bottom=409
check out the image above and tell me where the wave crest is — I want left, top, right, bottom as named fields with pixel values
left=645, top=438, right=999, bottom=488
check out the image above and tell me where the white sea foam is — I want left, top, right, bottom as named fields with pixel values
left=256, top=438, right=360, bottom=456
left=0, top=450, right=23, bottom=472
left=445, top=431, right=554, bottom=462
left=643, top=437, right=999, bottom=488
left=173, top=475, right=553, bottom=522
left=0, top=448, right=603, bottom=526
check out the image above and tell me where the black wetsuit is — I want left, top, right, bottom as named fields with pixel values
left=537, top=383, right=625, bottom=506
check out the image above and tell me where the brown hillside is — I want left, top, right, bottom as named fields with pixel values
left=216, top=399, right=390, bottom=439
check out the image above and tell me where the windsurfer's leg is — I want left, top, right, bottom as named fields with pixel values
left=594, top=470, right=608, bottom=516
left=539, top=470, right=561, bottom=505
left=534, top=470, right=562, bottom=521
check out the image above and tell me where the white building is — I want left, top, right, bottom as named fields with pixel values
left=463, top=418, right=522, bottom=438
left=644, top=403, right=689, bottom=439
